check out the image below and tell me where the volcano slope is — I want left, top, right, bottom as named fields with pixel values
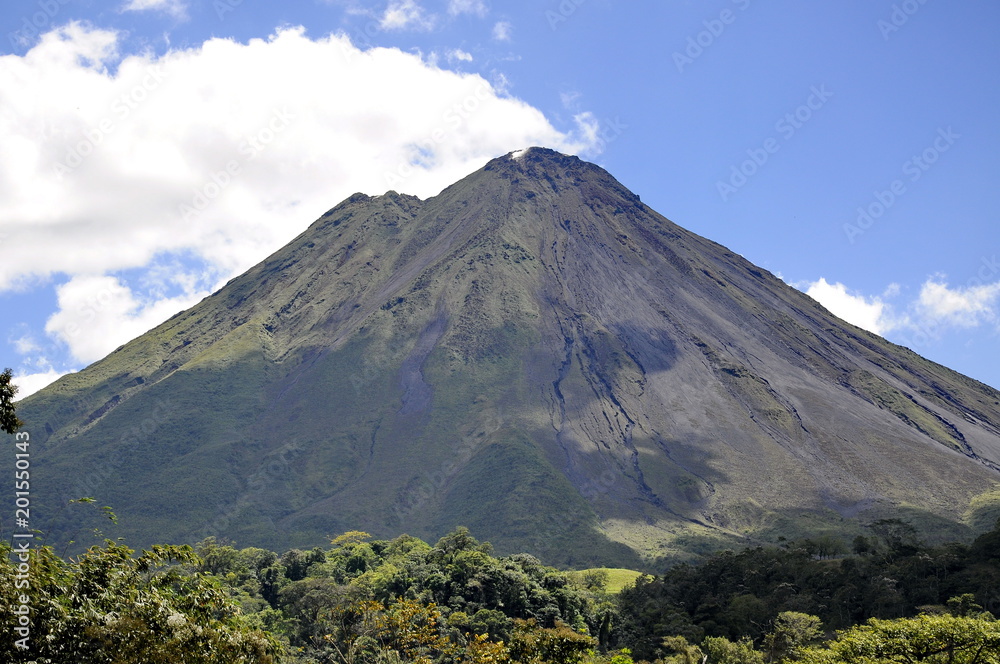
left=10, top=147, right=1000, bottom=567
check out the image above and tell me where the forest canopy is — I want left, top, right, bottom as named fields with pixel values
left=2, top=520, right=1000, bottom=663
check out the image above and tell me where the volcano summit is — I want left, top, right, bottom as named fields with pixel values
left=14, top=148, right=1000, bottom=566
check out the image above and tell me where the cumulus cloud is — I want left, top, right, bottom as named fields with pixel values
left=13, top=368, right=74, bottom=400
left=0, top=23, right=596, bottom=291
left=45, top=274, right=211, bottom=364
left=380, top=0, right=435, bottom=31
left=0, top=22, right=600, bottom=385
left=492, top=20, right=513, bottom=41
left=916, top=278, right=1000, bottom=327
left=804, top=278, right=896, bottom=335
left=801, top=271, right=1000, bottom=348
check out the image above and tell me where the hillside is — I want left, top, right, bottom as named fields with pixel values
left=8, top=147, right=1000, bottom=566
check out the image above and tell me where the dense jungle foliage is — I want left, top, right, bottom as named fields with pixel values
left=3, top=520, right=1000, bottom=663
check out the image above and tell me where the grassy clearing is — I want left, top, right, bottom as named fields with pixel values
left=567, top=567, right=645, bottom=593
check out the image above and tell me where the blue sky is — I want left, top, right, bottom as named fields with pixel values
left=1, top=0, right=998, bottom=397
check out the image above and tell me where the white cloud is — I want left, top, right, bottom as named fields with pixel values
left=804, top=278, right=895, bottom=335
left=801, top=274, right=1000, bottom=348
left=492, top=20, right=513, bottom=41
left=0, top=23, right=599, bottom=369
left=380, top=0, right=436, bottom=31
left=447, top=48, right=474, bottom=63
left=5, top=324, right=73, bottom=398
left=916, top=278, right=1000, bottom=327
left=45, top=274, right=211, bottom=364
left=122, top=0, right=188, bottom=20
left=449, top=0, right=488, bottom=17
left=491, top=71, right=511, bottom=95
left=0, top=23, right=596, bottom=292
left=572, top=112, right=605, bottom=158
left=12, top=335, right=40, bottom=355
left=13, top=368, right=74, bottom=400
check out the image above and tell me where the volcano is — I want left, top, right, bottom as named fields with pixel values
left=12, top=147, right=1000, bottom=566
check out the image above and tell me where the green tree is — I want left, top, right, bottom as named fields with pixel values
left=970, top=520, right=1000, bottom=563
left=355, top=598, right=455, bottom=664
left=509, top=619, right=595, bottom=664
left=432, top=527, right=494, bottom=560
left=581, top=569, right=610, bottom=592
left=764, top=612, right=822, bottom=662
left=702, top=636, right=765, bottom=664
left=279, top=576, right=354, bottom=649
left=948, top=594, right=984, bottom=618
left=608, top=646, right=635, bottom=664
left=320, top=597, right=456, bottom=664
left=796, top=613, right=1000, bottom=664
left=868, top=518, right=921, bottom=560
left=0, top=541, right=282, bottom=663
left=1, top=367, right=23, bottom=434
left=464, top=632, right=513, bottom=664
left=722, top=594, right=770, bottom=640
left=660, top=635, right=705, bottom=664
